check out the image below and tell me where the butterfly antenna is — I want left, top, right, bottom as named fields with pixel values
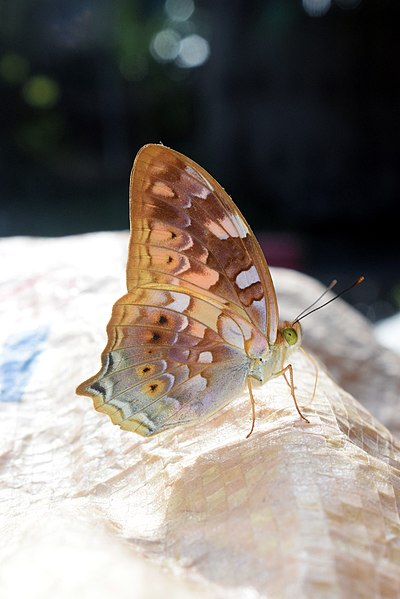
left=294, top=279, right=337, bottom=322
left=293, top=276, right=364, bottom=324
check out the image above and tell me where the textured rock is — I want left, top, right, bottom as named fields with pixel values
left=1, top=233, right=400, bottom=599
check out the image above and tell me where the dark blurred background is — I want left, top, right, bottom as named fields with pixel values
left=1, top=0, right=399, bottom=321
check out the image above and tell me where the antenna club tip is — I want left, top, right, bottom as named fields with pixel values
left=356, top=276, right=365, bottom=285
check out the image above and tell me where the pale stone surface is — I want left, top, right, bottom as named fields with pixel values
left=1, top=233, right=400, bottom=599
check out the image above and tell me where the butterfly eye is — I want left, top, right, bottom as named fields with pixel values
left=283, top=328, right=298, bottom=346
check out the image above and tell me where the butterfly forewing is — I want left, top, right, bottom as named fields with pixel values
left=128, top=145, right=278, bottom=339
left=77, top=144, right=279, bottom=436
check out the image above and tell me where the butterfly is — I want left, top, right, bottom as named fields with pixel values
left=76, top=143, right=310, bottom=437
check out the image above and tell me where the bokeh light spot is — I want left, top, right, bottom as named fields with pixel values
left=165, top=0, right=195, bottom=22
left=0, top=53, right=29, bottom=84
left=302, top=0, right=331, bottom=17
left=22, top=76, right=60, bottom=109
left=176, top=34, right=209, bottom=68
left=150, top=29, right=181, bottom=63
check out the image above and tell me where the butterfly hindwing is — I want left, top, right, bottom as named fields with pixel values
left=78, top=288, right=255, bottom=435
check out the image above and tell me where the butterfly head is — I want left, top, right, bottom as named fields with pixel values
left=248, top=320, right=302, bottom=384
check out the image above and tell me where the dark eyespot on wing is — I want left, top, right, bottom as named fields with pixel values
left=90, top=381, right=107, bottom=397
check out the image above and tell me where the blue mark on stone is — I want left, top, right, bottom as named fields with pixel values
left=0, top=327, right=48, bottom=403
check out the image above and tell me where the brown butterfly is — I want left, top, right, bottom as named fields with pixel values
left=76, top=144, right=313, bottom=437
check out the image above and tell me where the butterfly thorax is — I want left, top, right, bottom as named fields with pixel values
left=248, top=320, right=302, bottom=384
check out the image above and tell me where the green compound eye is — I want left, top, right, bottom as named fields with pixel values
left=283, top=328, right=298, bottom=346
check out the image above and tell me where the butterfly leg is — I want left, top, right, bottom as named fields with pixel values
left=282, top=370, right=296, bottom=391
left=274, top=364, right=310, bottom=423
left=246, top=377, right=256, bottom=438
